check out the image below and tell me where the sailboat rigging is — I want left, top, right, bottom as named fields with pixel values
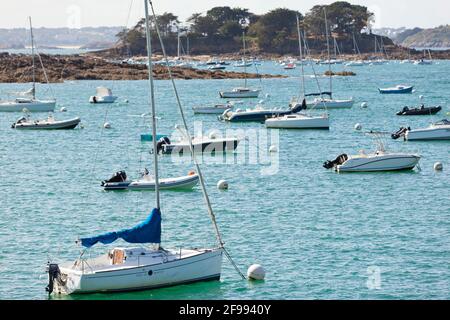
left=45, top=0, right=244, bottom=295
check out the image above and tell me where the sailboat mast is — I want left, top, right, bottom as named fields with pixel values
left=144, top=0, right=160, bottom=209
left=324, top=8, right=332, bottom=98
left=296, top=15, right=305, bottom=99
left=177, top=24, right=181, bottom=59
left=243, top=31, right=247, bottom=88
left=29, top=17, right=36, bottom=100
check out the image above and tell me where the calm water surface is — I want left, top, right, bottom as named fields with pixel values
left=0, top=61, right=449, bottom=299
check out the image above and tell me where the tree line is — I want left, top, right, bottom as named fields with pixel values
left=115, top=1, right=392, bottom=56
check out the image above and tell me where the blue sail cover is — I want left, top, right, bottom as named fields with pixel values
left=81, top=208, right=162, bottom=248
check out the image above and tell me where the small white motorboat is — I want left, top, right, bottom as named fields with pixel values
left=219, top=87, right=261, bottom=99
left=265, top=113, right=329, bottom=129
left=11, top=114, right=81, bottom=130
left=192, top=104, right=232, bottom=114
left=324, top=132, right=421, bottom=172
left=392, top=119, right=450, bottom=141
left=128, top=171, right=199, bottom=191
left=89, top=87, right=118, bottom=103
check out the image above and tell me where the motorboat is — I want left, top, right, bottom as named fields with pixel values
left=11, top=114, right=81, bottom=130
left=208, top=64, right=226, bottom=71
left=192, top=103, right=233, bottom=114
left=396, top=105, right=442, bottom=116
left=392, top=119, right=450, bottom=141
left=219, top=99, right=306, bottom=122
left=101, top=171, right=130, bottom=190
left=379, top=85, right=414, bottom=94
left=265, top=113, right=329, bottom=129
left=0, top=18, right=56, bottom=113
left=324, top=132, right=420, bottom=172
left=414, top=59, right=432, bottom=65
left=89, top=87, right=118, bottom=103
left=155, top=135, right=240, bottom=155
left=128, top=171, right=199, bottom=191
left=47, top=1, right=227, bottom=296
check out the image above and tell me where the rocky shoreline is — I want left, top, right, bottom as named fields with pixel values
left=0, top=53, right=284, bottom=83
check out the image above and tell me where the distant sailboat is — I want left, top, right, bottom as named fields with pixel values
left=46, top=1, right=229, bottom=295
left=219, top=31, right=260, bottom=99
left=0, top=17, right=55, bottom=112
left=308, top=8, right=354, bottom=109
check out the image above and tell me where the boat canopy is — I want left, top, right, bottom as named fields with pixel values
left=305, top=92, right=332, bottom=97
left=96, top=87, right=113, bottom=97
left=80, top=208, right=161, bottom=248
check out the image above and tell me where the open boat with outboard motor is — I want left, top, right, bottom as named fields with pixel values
left=12, top=113, right=80, bottom=130
left=392, top=119, right=450, bottom=141
left=396, top=105, right=441, bottom=116
left=89, top=87, right=118, bottom=104
left=324, top=131, right=421, bottom=172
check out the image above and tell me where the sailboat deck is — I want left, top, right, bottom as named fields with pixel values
left=62, top=248, right=212, bottom=274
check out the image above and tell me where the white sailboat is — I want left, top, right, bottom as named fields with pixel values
left=219, top=31, right=260, bottom=99
left=345, top=34, right=366, bottom=67
left=46, top=1, right=231, bottom=295
left=0, top=17, right=55, bottom=112
left=266, top=15, right=329, bottom=130
left=307, top=9, right=353, bottom=109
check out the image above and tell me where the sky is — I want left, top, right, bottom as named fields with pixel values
left=0, top=0, right=449, bottom=29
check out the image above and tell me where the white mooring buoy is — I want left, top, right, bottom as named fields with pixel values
left=361, top=102, right=368, bottom=108
left=354, top=123, right=362, bottom=131
left=434, top=162, right=443, bottom=171
left=247, top=264, right=266, bottom=280
left=217, top=180, right=229, bottom=190
left=269, top=145, right=278, bottom=153
left=103, top=122, right=111, bottom=129
left=60, top=107, right=67, bottom=112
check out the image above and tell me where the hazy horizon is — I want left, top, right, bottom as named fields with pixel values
left=1, top=0, right=449, bottom=30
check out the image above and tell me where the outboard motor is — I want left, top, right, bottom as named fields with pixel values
left=323, top=154, right=348, bottom=169
left=290, top=99, right=307, bottom=113
left=101, top=170, right=127, bottom=186
left=46, top=263, right=61, bottom=294
left=391, top=127, right=408, bottom=140
left=156, top=136, right=171, bottom=154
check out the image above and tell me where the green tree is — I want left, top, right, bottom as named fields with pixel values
left=219, top=21, right=243, bottom=38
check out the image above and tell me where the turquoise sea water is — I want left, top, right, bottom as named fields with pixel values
left=0, top=61, right=449, bottom=300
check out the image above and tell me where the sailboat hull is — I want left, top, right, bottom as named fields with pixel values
left=52, top=249, right=223, bottom=295
left=307, top=98, right=354, bottom=109
left=219, top=90, right=260, bottom=99
left=0, top=100, right=55, bottom=112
